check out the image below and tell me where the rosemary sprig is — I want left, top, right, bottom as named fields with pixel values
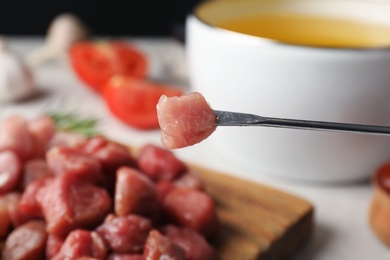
left=47, top=111, right=100, bottom=137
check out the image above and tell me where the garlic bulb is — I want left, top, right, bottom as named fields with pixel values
left=25, top=13, right=89, bottom=67
left=0, top=39, right=35, bottom=103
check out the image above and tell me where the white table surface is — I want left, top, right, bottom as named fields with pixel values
left=3, top=37, right=390, bottom=260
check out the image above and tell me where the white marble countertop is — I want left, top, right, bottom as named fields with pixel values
left=3, top=37, right=390, bottom=260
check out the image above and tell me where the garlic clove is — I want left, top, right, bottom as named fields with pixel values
left=46, top=13, right=89, bottom=54
left=0, top=38, right=6, bottom=50
left=25, top=13, right=89, bottom=67
left=0, top=44, right=36, bottom=103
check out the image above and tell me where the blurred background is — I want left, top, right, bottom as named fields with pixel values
left=0, top=0, right=202, bottom=38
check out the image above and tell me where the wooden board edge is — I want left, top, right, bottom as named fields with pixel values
left=190, top=163, right=315, bottom=260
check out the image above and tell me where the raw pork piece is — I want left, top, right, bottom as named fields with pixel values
left=27, top=115, right=56, bottom=158
left=162, top=188, right=219, bottom=238
left=0, top=151, right=22, bottom=194
left=107, top=253, right=144, bottom=260
left=0, top=195, right=11, bottom=238
left=115, top=167, right=158, bottom=218
left=96, top=214, right=152, bottom=254
left=36, top=175, right=111, bottom=236
left=49, top=131, right=88, bottom=148
left=157, top=92, right=217, bottom=149
left=27, top=115, right=55, bottom=146
left=81, top=136, right=136, bottom=192
left=21, top=159, right=53, bottom=189
left=0, top=115, right=53, bottom=161
left=156, top=181, right=176, bottom=205
left=46, top=146, right=103, bottom=184
left=52, top=229, right=107, bottom=260
left=137, top=144, right=186, bottom=182
left=45, top=234, right=65, bottom=259
left=19, top=177, right=53, bottom=218
left=161, top=225, right=216, bottom=260
left=0, top=115, right=35, bottom=161
left=6, top=192, right=35, bottom=227
left=2, top=220, right=47, bottom=260
left=173, top=170, right=204, bottom=191
left=143, top=230, right=185, bottom=260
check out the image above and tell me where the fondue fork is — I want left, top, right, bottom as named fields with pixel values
left=214, top=110, right=390, bottom=136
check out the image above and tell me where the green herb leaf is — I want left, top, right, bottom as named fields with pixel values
left=47, top=111, right=100, bottom=137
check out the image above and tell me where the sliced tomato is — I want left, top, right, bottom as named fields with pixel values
left=102, top=75, right=183, bottom=130
left=377, top=162, right=390, bottom=194
left=69, top=41, right=148, bottom=92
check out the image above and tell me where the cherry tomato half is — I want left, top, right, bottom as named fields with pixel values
left=377, top=162, right=390, bottom=194
left=69, top=41, right=148, bottom=92
left=102, top=75, right=183, bottom=130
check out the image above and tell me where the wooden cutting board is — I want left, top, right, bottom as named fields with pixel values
left=191, top=164, right=314, bottom=260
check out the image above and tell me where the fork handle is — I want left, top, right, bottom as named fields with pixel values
left=214, top=110, right=390, bottom=136
left=261, top=117, right=390, bottom=135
